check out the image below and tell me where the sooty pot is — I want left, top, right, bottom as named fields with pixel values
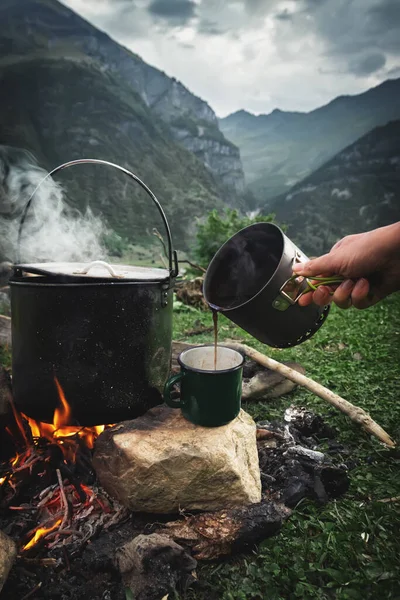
left=10, top=159, right=178, bottom=426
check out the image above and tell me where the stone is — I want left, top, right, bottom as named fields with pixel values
left=93, top=406, right=261, bottom=513
left=0, top=316, right=11, bottom=348
left=0, top=530, right=17, bottom=593
left=242, top=361, right=305, bottom=401
left=115, top=533, right=197, bottom=600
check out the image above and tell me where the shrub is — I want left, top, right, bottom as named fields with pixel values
left=193, top=208, right=279, bottom=268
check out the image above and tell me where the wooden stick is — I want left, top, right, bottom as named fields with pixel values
left=377, top=496, right=400, bottom=503
left=228, top=342, right=395, bottom=448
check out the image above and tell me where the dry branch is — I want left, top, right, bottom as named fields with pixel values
left=228, top=342, right=395, bottom=449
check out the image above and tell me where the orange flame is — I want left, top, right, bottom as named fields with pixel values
left=23, top=519, right=62, bottom=551
left=3, top=378, right=113, bottom=551
left=11, top=455, right=19, bottom=467
left=9, top=396, right=29, bottom=449
left=19, top=377, right=110, bottom=463
left=53, top=377, right=72, bottom=429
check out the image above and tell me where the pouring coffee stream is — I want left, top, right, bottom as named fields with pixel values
left=212, top=308, right=219, bottom=370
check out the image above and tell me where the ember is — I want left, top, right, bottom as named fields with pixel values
left=0, top=378, right=127, bottom=554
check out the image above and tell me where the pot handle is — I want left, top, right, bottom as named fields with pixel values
left=17, top=158, right=179, bottom=277
left=73, top=260, right=124, bottom=278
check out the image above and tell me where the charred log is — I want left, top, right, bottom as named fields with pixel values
left=156, top=500, right=291, bottom=560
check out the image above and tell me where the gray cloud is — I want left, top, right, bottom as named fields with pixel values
left=275, top=9, right=292, bottom=21
left=148, top=0, right=196, bottom=24
left=349, top=52, right=387, bottom=76
left=366, top=0, right=400, bottom=52
left=62, top=0, right=400, bottom=115
left=368, top=0, right=400, bottom=30
left=387, top=65, right=400, bottom=78
left=197, top=18, right=226, bottom=36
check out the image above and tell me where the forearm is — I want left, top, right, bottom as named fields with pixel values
left=381, top=222, right=400, bottom=257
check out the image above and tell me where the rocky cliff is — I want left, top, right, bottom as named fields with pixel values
left=0, top=57, right=225, bottom=254
left=0, top=0, right=245, bottom=195
left=269, top=120, right=400, bottom=255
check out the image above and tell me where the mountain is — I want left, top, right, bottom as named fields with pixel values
left=220, top=79, right=400, bottom=202
left=0, top=0, right=251, bottom=252
left=0, top=57, right=226, bottom=252
left=268, top=120, right=400, bottom=256
left=0, top=0, right=245, bottom=195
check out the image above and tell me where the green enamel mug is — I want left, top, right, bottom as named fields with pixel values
left=164, top=345, right=244, bottom=427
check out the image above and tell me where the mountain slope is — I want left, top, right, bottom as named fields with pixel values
left=0, top=0, right=245, bottom=194
left=268, top=120, right=400, bottom=255
left=220, top=79, right=400, bottom=202
left=0, top=57, right=225, bottom=251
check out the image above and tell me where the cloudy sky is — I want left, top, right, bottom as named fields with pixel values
left=62, top=0, right=400, bottom=117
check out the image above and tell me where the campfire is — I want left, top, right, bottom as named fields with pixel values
left=0, top=377, right=128, bottom=555
left=0, top=354, right=352, bottom=600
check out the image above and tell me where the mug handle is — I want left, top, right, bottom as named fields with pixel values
left=164, top=372, right=185, bottom=408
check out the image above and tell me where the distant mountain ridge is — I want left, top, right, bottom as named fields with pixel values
left=220, top=78, right=400, bottom=202
left=0, top=0, right=245, bottom=195
left=269, top=120, right=400, bottom=255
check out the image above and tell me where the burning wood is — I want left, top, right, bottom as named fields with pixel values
left=0, top=378, right=128, bottom=554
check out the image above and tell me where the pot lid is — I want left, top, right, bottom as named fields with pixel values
left=15, top=261, right=170, bottom=281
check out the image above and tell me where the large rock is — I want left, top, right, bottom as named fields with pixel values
left=0, top=530, right=17, bottom=593
left=93, top=406, right=261, bottom=513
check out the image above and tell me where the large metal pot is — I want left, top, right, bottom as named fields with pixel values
left=203, top=222, right=330, bottom=348
left=10, top=159, right=178, bottom=426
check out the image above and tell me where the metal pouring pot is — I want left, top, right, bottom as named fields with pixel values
left=9, top=159, right=178, bottom=426
left=203, top=222, right=330, bottom=348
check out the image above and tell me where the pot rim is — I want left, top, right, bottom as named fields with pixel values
left=12, top=262, right=171, bottom=283
left=203, top=222, right=286, bottom=312
left=9, top=279, right=174, bottom=288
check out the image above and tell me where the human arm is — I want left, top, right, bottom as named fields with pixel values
left=293, top=222, right=400, bottom=309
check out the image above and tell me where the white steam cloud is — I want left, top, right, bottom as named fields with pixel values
left=0, top=146, right=107, bottom=264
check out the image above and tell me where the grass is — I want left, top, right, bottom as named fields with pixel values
left=173, top=294, right=400, bottom=600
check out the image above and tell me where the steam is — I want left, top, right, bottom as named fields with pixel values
left=0, top=145, right=107, bottom=264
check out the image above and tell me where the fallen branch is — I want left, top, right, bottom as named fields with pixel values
left=228, top=342, right=395, bottom=449
left=377, top=496, right=400, bottom=503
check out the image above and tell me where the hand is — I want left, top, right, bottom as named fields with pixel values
left=293, top=222, right=400, bottom=309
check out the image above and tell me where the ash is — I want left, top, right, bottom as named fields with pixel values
left=257, top=406, right=351, bottom=507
